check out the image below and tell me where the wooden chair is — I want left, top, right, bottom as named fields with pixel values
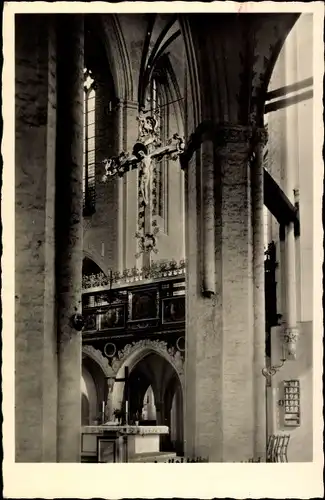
left=267, top=434, right=290, bottom=462
left=266, top=434, right=278, bottom=462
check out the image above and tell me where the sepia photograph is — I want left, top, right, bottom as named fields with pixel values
left=2, top=1, right=324, bottom=498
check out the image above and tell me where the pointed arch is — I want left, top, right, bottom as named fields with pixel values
left=257, top=14, right=301, bottom=121
left=177, top=15, right=201, bottom=130
left=82, top=250, right=106, bottom=275
left=110, top=340, right=184, bottom=411
left=100, top=15, right=134, bottom=102
left=82, top=345, right=115, bottom=379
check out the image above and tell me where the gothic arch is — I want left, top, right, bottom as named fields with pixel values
left=152, top=54, right=185, bottom=134
left=177, top=15, right=201, bottom=129
left=255, top=14, right=301, bottom=121
left=82, top=249, right=106, bottom=275
left=100, top=15, right=134, bottom=102
left=110, top=339, right=184, bottom=410
left=178, top=13, right=299, bottom=130
left=82, top=345, right=115, bottom=379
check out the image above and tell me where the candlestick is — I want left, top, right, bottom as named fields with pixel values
left=125, top=400, right=128, bottom=425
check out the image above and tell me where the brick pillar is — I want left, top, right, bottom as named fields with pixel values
left=185, top=126, right=257, bottom=462
left=15, top=15, right=58, bottom=462
left=55, top=15, right=84, bottom=462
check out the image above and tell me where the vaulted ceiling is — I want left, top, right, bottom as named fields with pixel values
left=85, top=14, right=186, bottom=108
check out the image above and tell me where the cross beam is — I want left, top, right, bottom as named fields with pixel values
left=102, top=109, right=185, bottom=265
left=102, top=133, right=185, bottom=180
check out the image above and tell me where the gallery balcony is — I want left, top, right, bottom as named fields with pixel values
left=81, top=259, right=186, bottom=342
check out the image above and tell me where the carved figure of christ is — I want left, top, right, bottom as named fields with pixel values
left=103, top=134, right=185, bottom=268
left=137, top=150, right=152, bottom=207
left=133, top=143, right=156, bottom=269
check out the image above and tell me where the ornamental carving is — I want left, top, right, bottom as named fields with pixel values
left=283, top=326, right=299, bottom=360
left=110, top=339, right=185, bottom=381
left=137, top=109, right=161, bottom=149
left=105, top=425, right=169, bottom=435
left=83, top=424, right=169, bottom=435
left=82, top=272, right=110, bottom=289
left=82, top=345, right=115, bottom=378
left=82, top=259, right=186, bottom=289
left=135, top=230, right=159, bottom=258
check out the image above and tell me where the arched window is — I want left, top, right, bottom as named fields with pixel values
left=83, top=68, right=96, bottom=216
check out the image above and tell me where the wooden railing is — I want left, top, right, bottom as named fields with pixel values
left=82, top=275, right=185, bottom=338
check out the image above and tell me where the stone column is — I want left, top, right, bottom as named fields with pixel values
left=117, top=101, right=125, bottom=273
left=15, top=14, right=58, bottom=463
left=55, top=15, right=84, bottom=462
left=201, top=140, right=216, bottom=296
left=217, top=127, right=255, bottom=462
left=251, top=136, right=267, bottom=461
left=185, top=125, right=256, bottom=462
left=123, top=100, right=140, bottom=269
left=283, top=28, right=299, bottom=359
left=284, top=224, right=298, bottom=358
left=279, top=225, right=287, bottom=320
left=174, top=387, right=184, bottom=454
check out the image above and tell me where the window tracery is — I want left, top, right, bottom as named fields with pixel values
left=83, top=68, right=96, bottom=216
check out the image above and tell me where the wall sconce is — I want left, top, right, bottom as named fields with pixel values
left=70, top=313, right=85, bottom=331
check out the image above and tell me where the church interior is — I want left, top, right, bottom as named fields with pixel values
left=15, top=12, right=314, bottom=463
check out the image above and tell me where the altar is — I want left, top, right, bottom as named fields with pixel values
left=81, top=424, right=169, bottom=462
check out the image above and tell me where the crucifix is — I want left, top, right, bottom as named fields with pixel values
left=102, top=106, right=185, bottom=269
